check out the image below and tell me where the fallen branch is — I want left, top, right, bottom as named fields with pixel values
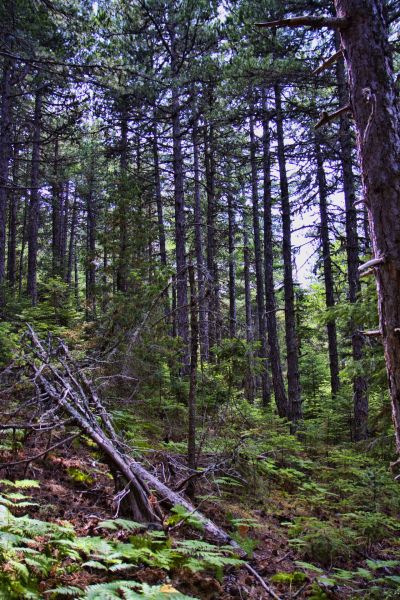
left=245, top=563, right=282, bottom=600
left=0, top=432, right=80, bottom=468
left=15, top=327, right=245, bottom=551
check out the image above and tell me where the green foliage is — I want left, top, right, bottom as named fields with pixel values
left=0, top=482, right=242, bottom=598
left=286, top=516, right=358, bottom=565
left=165, top=505, right=204, bottom=531
left=0, top=322, right=18, bottom=367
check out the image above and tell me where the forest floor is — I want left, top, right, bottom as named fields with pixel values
left=1, top=411, right=400, bottom=600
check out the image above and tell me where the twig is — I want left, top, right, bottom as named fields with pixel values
left=0, top=432, right=80, bottom=468
left=245, top=563, right=282, bottom=600
left=315, top=104, right=352, bottom=129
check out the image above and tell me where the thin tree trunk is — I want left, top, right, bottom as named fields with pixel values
left=192, top=109, right=209, bottom=360
left=262, top=93, right=289, bottom=418
left=227, top=193, right=236, bottom=339
left=204, top=117, right=218, bottom=353
left=60, top=181, right=69, bottom=279
left=86, top=163, right=96, bottom=320
left=117, top=98, right=128, bottom=293
left=315, top=134, right=341, bottom=398
left=0, top=53, right=13, bottom=304
left=27, top=88, right=43, bottom=305
left=335, top=31, right=368, bottom=440
left=7, top=139, right=18, bottom=291
left=187, top=264, right=198, bottom=498
left=249, top=111, right=271, bottom=406
left=171, top=82, right=189, bottom=364
left=334, top=0, right=400, bottom=452
left=52, top=138, right=62, bottom=276
left=243, top=212, right=255, bottom=404
left=67, top=189, right=78, bottom=286
left=274, top=84, right=302, bottom=424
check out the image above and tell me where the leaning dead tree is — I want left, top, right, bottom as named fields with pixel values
left=0, top=326, right=238, bottom=546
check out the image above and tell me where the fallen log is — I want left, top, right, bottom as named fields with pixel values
left=16, top=327, right=243, bottom=550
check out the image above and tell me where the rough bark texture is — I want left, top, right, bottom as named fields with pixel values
left=315, top=136, right=340, bottom=398
left=27, top=89, right=43, bottom=306
left=335, top=29, right=368, bottom=440
left=334, top=0, right=400, bottom=452
left=262, top=96, right=289, bottom=418
left=274, top=84, right=302, bottom=423
left=249, top=113, right=271, bottom=406
left=187, top=264, right=198, bottom=497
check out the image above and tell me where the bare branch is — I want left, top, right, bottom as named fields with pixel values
left=255, top=16, right=350, bottom=30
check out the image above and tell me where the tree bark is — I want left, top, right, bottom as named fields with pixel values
left=192, top=109, right=209, bottom=360
left=274, top=84, right=302, bottom=423
left=51, top=138, right=62, bottom=277
left=7, top=138, right=18, bottom=291
left=187, top=264, right=198, bottom=498
left=315, top=135, right=341, bottom=398
left=116, top=97, right=129, bottom=293
left=249, top=112, right=271, bottom=406
left=67, top=189, right=78, bottom=286
left=243, top=211, right=255, bottom=404
left=86, top=161, right=96, bottom=320
left=335, top=31, right=368, bottom=440
left=0, top=53, right=13, bottom=304
left=27, top=88, right=43, bottom=306
left=171, top=82, right=189, bottom=364
left=227, top=192, right=236, bottom=339
left=262, top=94, right=289, bottom=418
left=334, top=0, right=400, bottom=451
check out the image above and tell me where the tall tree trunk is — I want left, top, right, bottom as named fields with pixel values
left=7, top=139, right=18, bottom=291
left=262, top=93, right=289, bottom=418
left=171, top=82, right=189, bottom=364
left=204, top=120, right=217, bottom=354
left=315, top=134, right=341, bottom=398
left=153, top=121, right=167, bottom=269
left=192, top=110, right=209, bottom=360
left=243, top=212, right=255, bottom=404
left=86, top=165, right=96, bottom=320
left=249, top=112, right=271, bottom=406
left=52, top=138, right=62, bottom=276
left=274, top=84, right=302, bottom=423
left=27, top=88, right=43, bottom=306
left=334, top=0, right=400, bottom=453
left=187, top=264, right=198, bottom=498
left=117, top=98, right=128, bottom=293
left=0, top=54, right=13, bottom=304
left=335, top=31, right=368, bottom=440
left=227, top=192, right=236, bottom=339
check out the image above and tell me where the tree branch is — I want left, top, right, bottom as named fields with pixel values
left=255, top=16, right=350, bottom=30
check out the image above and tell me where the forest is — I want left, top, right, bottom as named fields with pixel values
left=0, top=0, right=400, bottom=598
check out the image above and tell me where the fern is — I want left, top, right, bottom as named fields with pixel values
left=97, top=518, right=145, bottom=532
